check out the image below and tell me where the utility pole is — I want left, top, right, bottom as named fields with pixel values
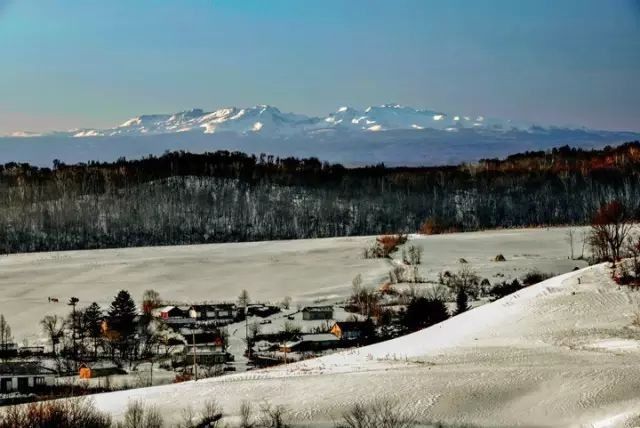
left=149, top=356, right=153, bottom=387
left=68, top=297, right=79, bottom=370
left=192, top=328, right=197, bottom=381
left=245, top=304, right=250, bottom=360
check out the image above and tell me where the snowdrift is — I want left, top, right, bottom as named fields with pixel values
left=89, top=264, right=640, bottom=427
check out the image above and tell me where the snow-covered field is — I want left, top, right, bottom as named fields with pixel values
left=0, top=227, right=585, bottom=343
left=89, top=263, right=640, bottom=427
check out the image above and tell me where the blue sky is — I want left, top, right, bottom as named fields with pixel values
left=0, top=0, right=639, bottom=133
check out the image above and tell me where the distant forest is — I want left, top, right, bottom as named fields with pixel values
left=1, top=142, right=640, bottom=254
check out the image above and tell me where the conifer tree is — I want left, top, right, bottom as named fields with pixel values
left=83, top=302, right=103, bottom=359
left=107, top=290, right=137, bottom=359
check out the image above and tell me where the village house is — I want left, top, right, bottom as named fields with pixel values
left=153, top=305, right=192, bottom=326
left=330, top=321, right=371, bottom=341
left=0, top=363, right=56, bottom=393
left=301, top=305, right=334, bottom=321
left=247, top=304, right=280, bottom=318
left=188, top=304, right=239, bottom=325
left=174, top=327, right=230, bottom=367
left=278, top=333, right=340, bottom=353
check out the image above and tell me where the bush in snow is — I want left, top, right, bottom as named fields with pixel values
left=0, top=397, right=111, bottom=428
left=489, top=279, right=523, bottom=300
left=403, top=297, right=449, bottom=331
left=521, top=270, right=553, bottom=286
left=364, top=234, right=408, bottom=259
left=454, top=288, right=470, bottom=315
left=118, top=400, right=163, bottom=428
left=178, top=400, right=224, bottom=428
left=439, top=263, right=481, bottom=299
left=257, top=403, right=289, bottom=428
left=335, top=399, right=417, bottom=428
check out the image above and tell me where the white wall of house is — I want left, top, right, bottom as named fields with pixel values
left=0, top=375, right=55, bottom=392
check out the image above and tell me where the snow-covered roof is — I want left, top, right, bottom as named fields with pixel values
left=301, top=334, right=339, bottom=343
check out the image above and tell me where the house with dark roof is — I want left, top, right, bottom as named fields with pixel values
left=188, top=304, right=239, bottom=325
left=330, top=321, right=372, bottom=341
left=302, top=306, right=334, bottom=320
left=0, top=363, right=56, bottom=393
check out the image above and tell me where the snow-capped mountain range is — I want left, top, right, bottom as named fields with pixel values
left=2, top=104, right=639, bottom=167
left=43, top=104, right=531, bottom=138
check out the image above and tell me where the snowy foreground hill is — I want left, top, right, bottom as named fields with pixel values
left=89, top=263, right=640, bottom=427
left=3, top=104, right=639, bottom=166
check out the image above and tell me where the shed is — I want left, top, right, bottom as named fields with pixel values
left=301, top=306, right=334, bottom=321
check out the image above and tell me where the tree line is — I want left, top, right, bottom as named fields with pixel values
left=1, top=142, right=640, bottom=253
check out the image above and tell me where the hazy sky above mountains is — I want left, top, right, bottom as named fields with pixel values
left=0, top=0, right=639, bottom=134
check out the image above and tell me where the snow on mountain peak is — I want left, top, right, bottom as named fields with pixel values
left=19, top=103, right=552, bottom=140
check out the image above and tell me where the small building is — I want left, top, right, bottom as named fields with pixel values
left=301, top=306, right=334, bottom=321
left=0, top=363, right=56, bottom=393
left=330, top=321, right=370, bottom=341
left=179, top=327, right=225, bottom=349
left=153, top=305, right=192, bottom=326
left=247, top=304, right=280, bottom=318
left=188, top=304, right=239, bottom=325
left=17, top=346, right=45, bottom=357
left=278, top=333, right=340, bottom=353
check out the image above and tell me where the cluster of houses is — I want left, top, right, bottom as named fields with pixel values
left=152, top=303, right=246, bottom=369
left=0, top=302, right=377, bottom=398
left=152, top=302, right=281, bottom=370
left=154, top=303, right=242, bottom=327
left=251, top=305, right=374, bottom=365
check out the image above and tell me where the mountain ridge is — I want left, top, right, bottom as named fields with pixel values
left=9, top=103, right=565, bottom=138
left=2, top=103, right=639, bottom=167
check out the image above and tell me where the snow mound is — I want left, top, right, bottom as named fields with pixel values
left=87, top=263, right=640, bottom=427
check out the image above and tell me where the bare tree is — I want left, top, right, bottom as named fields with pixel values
left=142, top=289, right=162, bottom=315
left=566, top=228, right=575, bottom=260
left=280, top=296, right=292, bottom=310
left=591, top=200, right=633, bottom=262
left=239, top=401, right=255, bottom=428
left=258, top=403, right=289, bottom=428
left=40, top=314, right=65, bottom=356
left=336, top=399, right=416, bottom=428
left=0, top=315, right=12, bottom=358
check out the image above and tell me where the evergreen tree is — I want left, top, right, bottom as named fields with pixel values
left=107, top=290, right=137, bottom=359
left=403, top=297, right=449, bottom=331
left=83, top=302, right=103, bottom=359
left=455, top=288, right=470, bottom=315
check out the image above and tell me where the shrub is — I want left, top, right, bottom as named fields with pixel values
left=403, top=297, right=449, bottom=331
left=418, top=216, right=462, bottom=235
left=494, top=254, right=506, bottom=262
left=258, top=403, right=289, bottom=428
left=402, top=246, right=423, bottom=265
left=0, top=398, right=111, bottom=428
left=118, top=400, right=164, bottom=428
left=439, top=263, right=481, bottom=299
left=454, top=288, right=469, bottom=315
left=489, top=279, right=523, bottom=300
left=521, top=270, right=553, bottom=286
left=364, top=234, right=407, bottom=259
left=335, top=399, right=416, bottom=428
left=238, top=401, right=254, bottom=428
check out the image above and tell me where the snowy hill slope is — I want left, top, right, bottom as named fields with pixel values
left=2, top=104, right=638, bottom=166
left=89, top=263, right=640, bottom=427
